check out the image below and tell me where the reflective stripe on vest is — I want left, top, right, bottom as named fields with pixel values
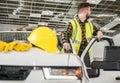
left=70, top=18, right=94, bottom=54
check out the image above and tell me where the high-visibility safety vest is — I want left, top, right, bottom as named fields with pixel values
left=70, top=18, right=94, bottom=54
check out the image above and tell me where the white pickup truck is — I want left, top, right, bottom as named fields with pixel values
left=0, top=31, right=89, bottom=83
left=0, top=31, right=120, bottom=83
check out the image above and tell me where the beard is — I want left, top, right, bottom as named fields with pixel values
left=86, top=14, right=91, bottom=20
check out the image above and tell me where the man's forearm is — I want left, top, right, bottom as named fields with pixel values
left=62, top=25, right=72, bottom=43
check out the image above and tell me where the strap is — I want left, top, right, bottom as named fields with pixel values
left=88, top=22, right=93, bottom=36
left=72, top=39, right=80, bottom=44
left=72, top=18, right=78, bottom=43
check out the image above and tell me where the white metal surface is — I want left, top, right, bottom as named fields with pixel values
left=89, top=70, right=120, bottom=83
left=0, top=47, right=82, bottom=67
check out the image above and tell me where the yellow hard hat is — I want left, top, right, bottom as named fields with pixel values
left=27, top=26, right=58, bottom=53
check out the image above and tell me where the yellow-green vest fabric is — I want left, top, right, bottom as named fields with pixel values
left=70, top=18, right=94, bottom=54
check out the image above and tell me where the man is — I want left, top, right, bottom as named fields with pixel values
left=62, top=2, right=103, bottom=66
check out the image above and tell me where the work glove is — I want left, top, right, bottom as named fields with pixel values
left=0, top=41, right=7, bottom=52
left=13, top=42, right=32, bottom=52
left=0, top=40, right=32, bottom=53
left=4, top=41, right=18, bottom=53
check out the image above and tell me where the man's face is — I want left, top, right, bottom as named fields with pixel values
left=77, top=6, right=91, bottom=20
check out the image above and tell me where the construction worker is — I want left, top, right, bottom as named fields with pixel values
left=27, top=26, right=59, bottom=53
left=62, top=2, right=103, bottom=66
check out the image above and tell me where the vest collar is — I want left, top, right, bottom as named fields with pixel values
left=75, top=15, right=88, bottom=25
